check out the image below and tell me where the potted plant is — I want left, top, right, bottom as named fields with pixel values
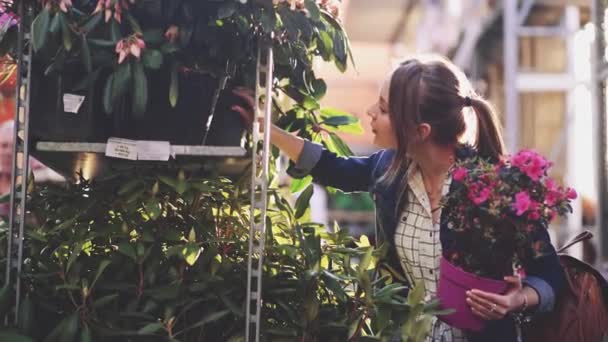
left=438, top=149, right=577, bottom=332
left=0, top=0, right=355, bottom=147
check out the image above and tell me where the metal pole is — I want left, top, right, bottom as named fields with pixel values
left=6, top=0, right=33, bottom=324
left=503, top=0, right=519, bottom=154
left=245, top=44, right=273, bottom=342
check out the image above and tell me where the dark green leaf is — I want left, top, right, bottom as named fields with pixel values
left=0, top=284, right=12, bottom=318
left=80, top=324, right=92, bottom=342
left=103, top=73, right=114, bottom=114
left=91, top=293, right=119, bottom=308
left=49, top=12, right=61, bottom=34
left=118, top=242, right=137, bottom=261
left=91, top=259, right=111, bottom=289
left=81, top=13, right=102, bottom=33
left=143, top=29, right=165, bottom=45
left=59, top=13, right=73, bottom=51
left=304, top=0, right=321, bottom=21
left=88, top=39, right=116, bottom=47
left=81, top=35, right=92, bottom=72
left=322, top=115, right=358, bottom=127
left=0, top=332, right=34, bottom=342
left=111, top=63, right=132, bottom=105
left=126, top=13, right=142, bottom=35
left=295, top=184, right=314, bottom=219
left=132, top=62, right=148, bottom=118
left=142, top=49, right=163, bottom=70
left=175, top=310, right=230, bottom=336
left=32, top=7, right=51, bottom=51
left=138, top=322, right=164, bottom=335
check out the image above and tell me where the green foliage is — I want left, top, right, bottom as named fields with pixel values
left=0, top=169, right=438, bottom=341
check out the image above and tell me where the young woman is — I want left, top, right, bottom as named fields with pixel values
left=233, top=55, right=564, bottom=341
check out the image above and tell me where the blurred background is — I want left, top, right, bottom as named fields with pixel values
left=1, top=0, right=607, bottom=273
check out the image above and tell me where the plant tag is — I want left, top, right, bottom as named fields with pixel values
left=105, top=137, right=137, bottom=160
left=136, top=141, right=171, bottom=161
left=63, top=94, right=85, bottom=114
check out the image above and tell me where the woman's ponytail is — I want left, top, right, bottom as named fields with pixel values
left=469, top=97, right=505, bottom=161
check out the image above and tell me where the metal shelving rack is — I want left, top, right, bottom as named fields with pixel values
left=5, top=0, right=33, bottom=325
left=5, top=4, right=275, bottom=340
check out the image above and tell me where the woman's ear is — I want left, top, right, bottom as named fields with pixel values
left=417, top=123, right=432, bottom=141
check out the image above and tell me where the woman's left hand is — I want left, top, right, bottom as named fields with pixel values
left=466, top=276, right=525, bottom=320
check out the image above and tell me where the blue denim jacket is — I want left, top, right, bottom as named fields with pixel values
left=288, top=141, right=565, bottom=341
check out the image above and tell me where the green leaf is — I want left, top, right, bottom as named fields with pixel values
left=59, top=13, right=73, bottom=51
left=132, top=62, right=148, bottom=118
left=88, top=39, right=116, bottom=47
left=43, top=312, right=79, bottom=342
left=304, top=0, right=321, bottom=21
left=32, top=7, right=51, bottom=51
left=327, top=133, right=353, bottom=156
left=143, top=29, right=165, bottom=44
left=294, top=184, right=314, bottom=219
left=144, top=198, right=161, bottom=220
left=118, top=242, right=137, bottom=261
left=320, top=107, right=351, bottom=118
left=0, top=284, right=12, bottom=318
left=66, top=241, right=83, bottom=273
left=91, top=259, right=111, bottom=289
left=91, top=293, right=119, bottom=308
left=138, top=322, right=164, bottom=335
left=80, top=324, right=92, bottom=342
left=175, top=310, right=230, bottom=336
left=112, top=63, right=132, bottom=105
left=17, top=294, right=34, bottom=335
left=290, top=175, right=312, bottom=193
left=407, top=281, right=426, bottom=307
left=182, top=242, right=202, bottom=266
left=81, top=13, right=102, bottom=33
left=322, top=115, right=358, bottom=127
left=358, top=247, right=373, bottom=273
left=49, top=12, right=61, bottom=34
left=169, top=64, right=179, bottom=107
left=0, top=332, right=34, bottom=342
left=103, top=73, right=115, bottom=114
left=311, top=78, right=327, bottom=100
left=81, top=35, right=92, bottom=72
left=142, top=49, right=163, bottom=70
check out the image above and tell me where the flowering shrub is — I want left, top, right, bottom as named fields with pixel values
left=0, top=0, right=355, bottom=126
left=441, top=150, right=576, bottom=279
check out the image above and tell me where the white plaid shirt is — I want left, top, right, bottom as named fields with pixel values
left=394, top=162, right=467, bottom=342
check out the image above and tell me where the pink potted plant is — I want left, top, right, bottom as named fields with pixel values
left=438, top=149, right=577, bottom=331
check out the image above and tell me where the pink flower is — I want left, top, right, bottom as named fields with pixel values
left=452, top=167, right=468, bottom=182
left=510, top=149, right=550, bottom=181
left=513, top=191, right=532, bottom=216
left=566, top=188, right=577, bottom=200
left=115, top=35, right=145, bottom=64
left=471, top=187, right=491, bottom=205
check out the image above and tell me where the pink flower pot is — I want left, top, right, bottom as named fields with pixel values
left=437, top=257, right=509, bottom=332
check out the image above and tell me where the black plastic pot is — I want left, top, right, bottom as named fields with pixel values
left=29, top=62, right=246, bottom=147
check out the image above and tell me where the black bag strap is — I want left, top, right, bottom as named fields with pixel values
left=557, top=230, right=594, bottom=254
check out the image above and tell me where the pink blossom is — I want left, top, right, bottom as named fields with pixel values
left=452, top=167, right=468, bottom=182
left=513, top=191, right=532, bottom=216
left=115, top=35, right=145, bottom=64
left=510, top=149, right=550, bottom=181
left=566, top=188, right=577, bottom=200
left=471, top=187, right=491, bottom=205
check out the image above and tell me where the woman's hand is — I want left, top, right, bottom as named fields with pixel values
left=466, top=276, right=526, bottom=320
left=231, top=87, right=257, bottom=127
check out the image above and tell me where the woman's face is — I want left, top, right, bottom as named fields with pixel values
left=367, top=78, right=397, bottom=149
